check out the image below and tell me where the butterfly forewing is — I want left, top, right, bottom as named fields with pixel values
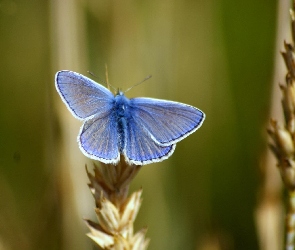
left=124, top=115, right=176, bottom=165
left=55, top=71, right=114, bottom=120
left=130, top=98, right=205, bottom=146
left=78, top=112, right=120, bottom=164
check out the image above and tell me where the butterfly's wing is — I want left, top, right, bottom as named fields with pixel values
left=56, top=70, right=119, bottom=163
left=123, top=115, right=176, bottom=165
left=129, top=97, right=205, bottom=146
left=55, top=70, right=114, bottom=120
left=78, top=111, right=120, bottom=164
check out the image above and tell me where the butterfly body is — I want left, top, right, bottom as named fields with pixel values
left=55, top=70, right=205, bottom=165
left=114, top=92, right=131, bottom=152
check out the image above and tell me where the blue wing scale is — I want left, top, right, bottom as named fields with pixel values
left=124, top=116, right=176, bottom=165
left=78, top=112, right=120, bottom=164
left=130, top=98, right=205, bottom=146
left=55, top=70, right=114, bottom=119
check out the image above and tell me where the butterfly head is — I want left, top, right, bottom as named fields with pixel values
left=115, top=89, right=125, bottom=96
left=114, top=90, right=129, bottom=102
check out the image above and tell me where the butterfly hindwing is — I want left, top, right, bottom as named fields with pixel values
left=78, top=111, right=120, bottom=164
left=124, top=115, right=176, bottom=165
left=129, top=97, right=205, bottom=146
left=55, top=70, right=114, bottom=120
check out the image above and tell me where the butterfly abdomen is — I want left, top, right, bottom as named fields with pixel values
left=114, top=93, right=131, bottom=153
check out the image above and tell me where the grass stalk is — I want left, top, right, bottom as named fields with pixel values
left=268, top=2, right=295, bottom=249
left=84, top=158, right=150, bottom=249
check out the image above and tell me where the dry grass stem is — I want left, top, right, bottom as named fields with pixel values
left=268, top=2, right=295, bottom=249
left=85, top=158, right=150, bottom=250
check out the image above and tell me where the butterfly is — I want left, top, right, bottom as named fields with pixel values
left=55, top=70, right=205, bottom=165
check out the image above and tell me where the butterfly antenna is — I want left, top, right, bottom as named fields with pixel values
left=87, top=70, right=99, bottom=79
left=124, top=75, right=152, bottom=93
left=105, top=64, right=117, bottom=92
left=87, top=69, right=116, bottom=92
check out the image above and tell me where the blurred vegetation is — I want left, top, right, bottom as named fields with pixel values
left=0, top=0, right=279, bottom=249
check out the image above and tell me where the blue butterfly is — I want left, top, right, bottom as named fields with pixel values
left=55, top=70, right=205, bottom=165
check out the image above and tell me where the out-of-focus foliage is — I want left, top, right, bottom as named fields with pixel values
left=0, top=0, right=278, bottom=249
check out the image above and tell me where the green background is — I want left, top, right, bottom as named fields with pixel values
left=0, top=0, right=280, bottom=249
